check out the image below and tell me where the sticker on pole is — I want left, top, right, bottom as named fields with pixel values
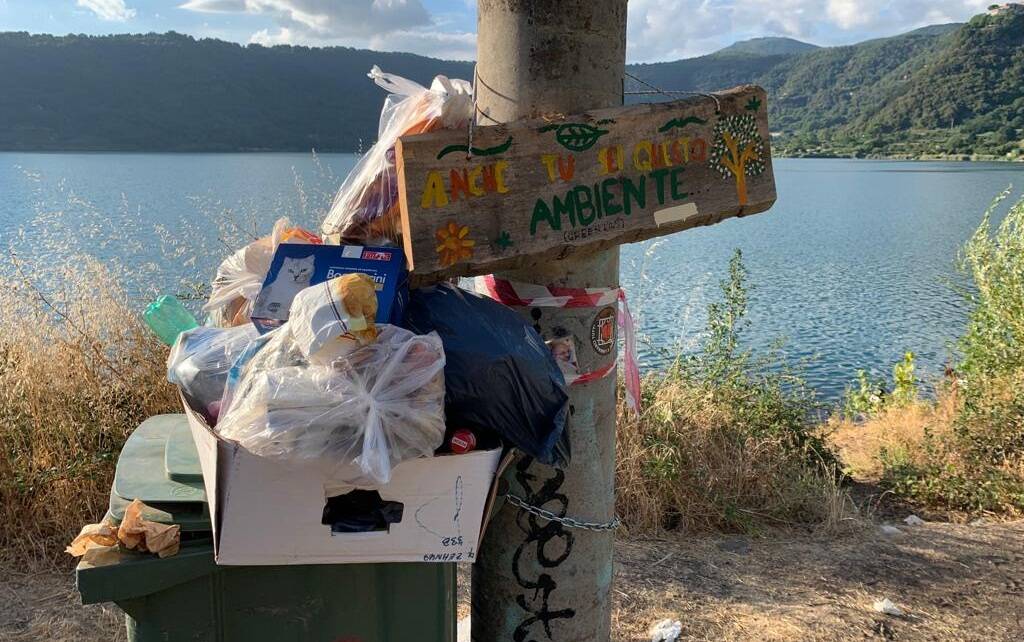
left=590, top=306, right=617, bottom=355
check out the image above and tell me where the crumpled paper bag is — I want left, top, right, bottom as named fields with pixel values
left=65, top=522, right=119, bottom=557
left=67, top=499, right=181, bottom=561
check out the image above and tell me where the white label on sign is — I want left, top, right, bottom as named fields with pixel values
left=654, top=203, right=699, bottom=227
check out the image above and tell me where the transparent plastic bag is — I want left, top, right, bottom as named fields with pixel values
left=204, top=217, right=322, bottom=327
left=216, top=324, right=446, bottom=485
left=167, top=324, right=259, bottom=423
left=321, top=66, right=473, bottom=244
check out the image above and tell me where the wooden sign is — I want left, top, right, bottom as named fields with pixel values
left=396, top=85, right=775, bottom=281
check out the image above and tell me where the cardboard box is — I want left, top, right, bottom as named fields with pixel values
left=183, top=399, right=506, bottom=566
left=251, top=243, right=408, bottom=332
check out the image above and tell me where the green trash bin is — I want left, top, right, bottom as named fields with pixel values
left=76, top=414, right=457, bottom=642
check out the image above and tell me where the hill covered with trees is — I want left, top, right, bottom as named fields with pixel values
left=0, top=31, right=471, bottom=152
left=1, top=6, right=1021, bottom=158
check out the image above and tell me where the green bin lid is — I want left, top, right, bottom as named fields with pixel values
left=109, top=414, right=211, bottom=532
left=165, top=416, right=204, bottom=483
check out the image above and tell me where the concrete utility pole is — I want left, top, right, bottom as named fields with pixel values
left=472, top=1, right=627, bottom=641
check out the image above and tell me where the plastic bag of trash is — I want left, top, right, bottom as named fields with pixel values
left=217, top=324, right=446, bottom=485
left=288, top=273, right=380, bottom=365
left=204, top=217, right=322, bottom=327
left=401, top=283, right=570, bottom=467
left=168, top=324, right=259, bottom=424
left=320, top=66, right=473, bottom=244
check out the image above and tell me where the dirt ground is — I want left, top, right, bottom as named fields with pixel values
left=4, top=519, right=1022, bottom=642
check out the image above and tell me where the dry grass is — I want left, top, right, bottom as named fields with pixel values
left=830, top=376, right=1023, bottom=516
left=829, top=387, right=961, bottom=480
left=0, top=555, right=126, bottom=642
left=0, top=257, right=179, bottom=562
left=616, top=374, right=858, bottom=536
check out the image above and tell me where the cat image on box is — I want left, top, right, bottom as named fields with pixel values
left=252, top=255, right=315, bottom=319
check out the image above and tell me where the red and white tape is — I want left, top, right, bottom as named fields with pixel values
left=477, top=275, right=642, bottom=413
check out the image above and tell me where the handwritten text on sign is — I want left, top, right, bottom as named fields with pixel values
left=395, top=85, right=776, bottom=280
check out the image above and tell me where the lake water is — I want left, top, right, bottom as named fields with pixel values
left=2, top=152, right=1022, bottom=403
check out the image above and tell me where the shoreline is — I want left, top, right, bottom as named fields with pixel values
left=775, top=151, right=1024, bottom=163
left=0, top=149, right=1021, bottom=162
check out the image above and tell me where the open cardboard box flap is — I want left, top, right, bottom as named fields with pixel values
left=182, top=393, right=509, bottom=566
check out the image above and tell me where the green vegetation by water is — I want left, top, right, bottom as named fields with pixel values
left=880, top=194, right=1024, bottom=512
left=1, top=7, right=1021, bottom=157
left=773, top=10, right=1024, bottom=161
left=635, top=9, right=1024, bottom=161
left=833, top=193, right=1024, bottom=515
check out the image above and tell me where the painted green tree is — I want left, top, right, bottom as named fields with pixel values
left=709, top=114, right=767, bottom=206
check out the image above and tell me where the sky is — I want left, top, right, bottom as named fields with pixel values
left=0, top=0, right=999, bottom=62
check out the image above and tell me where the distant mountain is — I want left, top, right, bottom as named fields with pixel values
left=0, top=32, right=471, bottom=152
left=715, top=37, right=820, bottom=56
left=772, top=9, right=1024, bottom=159
left=0, top=8, right=1021, bottom=159
left=627, top=10, right=1024, bottom=160
left=901, top=23, right=963, bottom=37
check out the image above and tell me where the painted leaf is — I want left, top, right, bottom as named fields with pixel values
left=553, top=123, right=609, bottom=152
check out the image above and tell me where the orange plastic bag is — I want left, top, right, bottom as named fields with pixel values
left=321, top=66, right=473, bottom=245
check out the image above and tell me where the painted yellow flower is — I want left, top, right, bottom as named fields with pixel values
left=435, top=220, right=475, bottom=267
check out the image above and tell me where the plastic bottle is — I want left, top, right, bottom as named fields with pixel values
left=144, top=295, right=199, bottom=346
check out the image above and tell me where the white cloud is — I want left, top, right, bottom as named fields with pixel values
left=250, top=26, right=297, bottom=45
left=183, top=0, right=476, bottom=58
left=181, top=0, right=430, bottom=39
left=77, top=0, right=136, bottom=21
left=368, top=29, right=475, bottom=60
left=179, top=0, right=246, bottom=11
left=184, top=0, right=995, bottom=62
left=627, top=0, right=993, bottom=62
left=826, top=0, right=871, bottom=29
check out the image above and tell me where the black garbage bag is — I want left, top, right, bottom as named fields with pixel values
left=402, top=283, right=570, bottom=467
left=322, top=490, right=405, bottom=534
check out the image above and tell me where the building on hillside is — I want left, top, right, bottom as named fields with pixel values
left=988, top=3, right=1024, bottom=15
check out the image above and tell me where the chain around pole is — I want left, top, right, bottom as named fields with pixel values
left=504, top=493, right=622, bottom=532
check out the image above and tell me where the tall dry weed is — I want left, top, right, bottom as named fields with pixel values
left=616, top=250, right=855, bottom=534
left=829, top=386, right=960, bottom=480
left=0, top=256, right=178, bottom=561
left=616, top=377, right=855, bottom=534
left=0, top=155, right=342, bottom=562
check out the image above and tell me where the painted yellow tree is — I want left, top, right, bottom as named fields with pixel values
left=709, top=114, right=767, bottom=206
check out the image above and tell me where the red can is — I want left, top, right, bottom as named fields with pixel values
left=449, top=429, right=477, bottom=454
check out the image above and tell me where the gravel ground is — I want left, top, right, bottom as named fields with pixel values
left=4, top=520, right=1022, bottom=641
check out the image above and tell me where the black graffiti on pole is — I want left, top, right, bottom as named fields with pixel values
left=511, top=456, right=576, bottom=642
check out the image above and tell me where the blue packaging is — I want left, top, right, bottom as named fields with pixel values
left=250, top=244, right=408, bottom=333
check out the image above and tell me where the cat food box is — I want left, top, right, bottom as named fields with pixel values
left=251, top=244, right=408, bottom=333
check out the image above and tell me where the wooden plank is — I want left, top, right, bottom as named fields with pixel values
left=396, top=84, right=775, bottom=281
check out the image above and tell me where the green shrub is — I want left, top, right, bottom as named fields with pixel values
left=843, top=370, right=886, bottom=419
left=842, top=351, right=918, bottom=419
left=880, top=194, right=1024, bottom=513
